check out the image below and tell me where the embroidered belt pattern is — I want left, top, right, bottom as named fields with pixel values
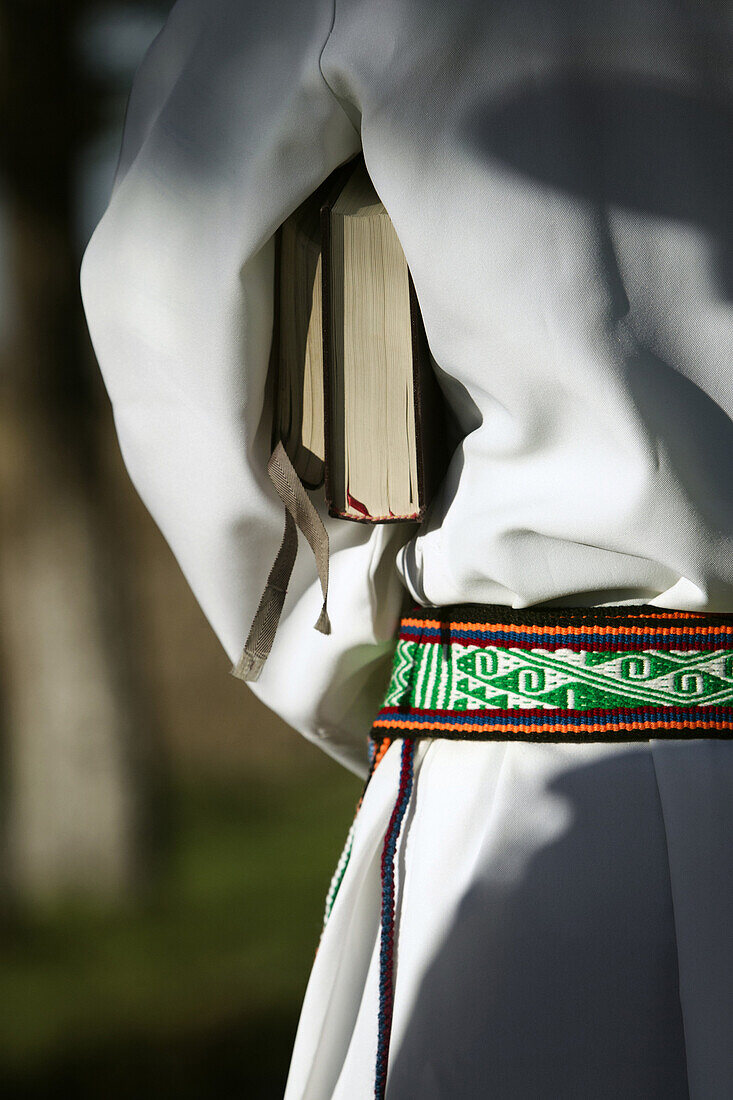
left=372, top=608, right=733, bottom=741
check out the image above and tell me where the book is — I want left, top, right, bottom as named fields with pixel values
left=235, top=153, right=459, bottom=683
left=320, top=152, right=453, bottom=522
left=270, top=150, right=454, bottom=521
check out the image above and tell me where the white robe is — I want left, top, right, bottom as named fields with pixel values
left=80, top=0, right=733, bottom=1095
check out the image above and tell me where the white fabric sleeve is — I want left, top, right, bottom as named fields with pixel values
left=80, top=0, right=414, bottom=776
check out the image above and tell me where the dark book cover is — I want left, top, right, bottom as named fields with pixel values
left=268, top=163, right=355, bottom=490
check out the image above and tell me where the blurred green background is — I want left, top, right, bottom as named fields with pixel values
left=0, top=3, right=362, bottom=1095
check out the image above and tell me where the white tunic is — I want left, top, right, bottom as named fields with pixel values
left=80, top=0, right=733, bottom=1095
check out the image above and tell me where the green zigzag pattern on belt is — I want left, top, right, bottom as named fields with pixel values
left=383, top=639, right=733, bottom=712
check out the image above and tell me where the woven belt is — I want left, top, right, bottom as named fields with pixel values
left=370, top=602, right=733, bottom=749
left=353, top=602, right=733, bottom=1100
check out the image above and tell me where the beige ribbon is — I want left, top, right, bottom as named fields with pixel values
left=231, top=440, right=331, bottom=683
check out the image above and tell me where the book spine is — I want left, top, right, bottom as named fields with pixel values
left=269, top=224, right=283, bottom=454
left=320, top=152, right=365, bottom=521
left=320, top=189, right=335, bottom=518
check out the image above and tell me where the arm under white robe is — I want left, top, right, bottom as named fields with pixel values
left=81, top=0, right=733, bottom=778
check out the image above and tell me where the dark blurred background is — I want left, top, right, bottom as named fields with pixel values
left=0, top=3, right=361, bottom=1095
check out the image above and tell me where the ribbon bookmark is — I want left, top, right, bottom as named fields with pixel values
left=231, top=441, right=331, bottom=683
